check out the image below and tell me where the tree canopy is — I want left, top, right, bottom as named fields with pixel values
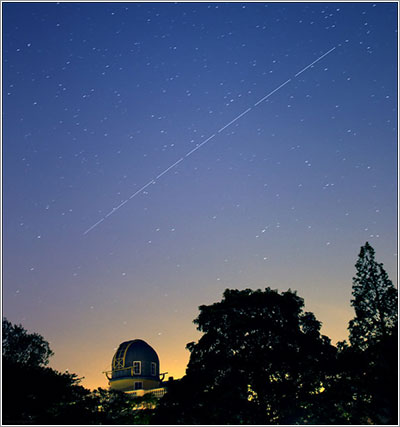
left=3, top=242, right=397, bottom=425
left=2, top=318, right=157, bottom=424
left=154, top=288, right=336, bottom=424
left=2, top=317, right=54, bottom=367
left=154, top=243, right=398, bottom=424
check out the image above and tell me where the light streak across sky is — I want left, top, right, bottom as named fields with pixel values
left=4, top=1, right=397, bottom=391
left=83, top=46, right=336, bottom=235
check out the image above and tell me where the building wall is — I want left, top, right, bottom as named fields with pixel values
left=109, top=377, right=160, bottom=392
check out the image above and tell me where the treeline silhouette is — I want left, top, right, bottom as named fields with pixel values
left=2, top=242, right=398, bottom=424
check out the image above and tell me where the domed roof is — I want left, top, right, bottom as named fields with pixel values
left=111, top=339, right=160, bottom=380
left=115, top=339, right=159, bottom=366
left=108, top=339, right=162, bottom=390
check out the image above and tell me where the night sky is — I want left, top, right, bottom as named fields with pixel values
left=3, top=1, right=397, bottom=390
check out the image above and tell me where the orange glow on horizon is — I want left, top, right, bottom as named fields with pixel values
left=48, top=295, right=353, bottom=391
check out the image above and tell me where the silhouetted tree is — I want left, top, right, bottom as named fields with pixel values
left=2, top=356, right=96, bottom=424
left=314, top=243, right=398, bottom=425
left=92, top=387, right=158, bottom=424
left=349, top=242, right=397, bottom=350
left=2, top=318, right=94, bottom=424
left=153, top=288, right=336, bottom=424
left=2, top=318, right=155, bottom=424
left=341, top=242, right=398, bottom=424
left=2, top=317, right=53, bottom=367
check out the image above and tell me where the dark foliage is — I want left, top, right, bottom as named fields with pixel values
left=343, top=242, right=398, bottom=424
left=2, top=318, right=54, bottom=367
left=307, top=243, right=398, bottom=425
left=153, top=288, right=337, bottom=424
left=92, top=387, right=158, bottom=424
left=2, top=358, right=94, bottom=424
left=2, top=318, right=156, bottom=424
left=349, top=242, right=397, bottom=350
left=3, top=242, right=397, bottom=425
left=154, top=242, right=398, bottom=425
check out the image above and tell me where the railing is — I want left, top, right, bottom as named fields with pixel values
left=126, top=387, right=167, bottom=399
left=103, top=368, right=168, bottom=381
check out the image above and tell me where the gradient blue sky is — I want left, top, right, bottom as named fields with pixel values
left=3, top=1, right=397, bottom=389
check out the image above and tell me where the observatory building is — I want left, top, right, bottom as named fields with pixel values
left=105, top=339, right=167, bottom=398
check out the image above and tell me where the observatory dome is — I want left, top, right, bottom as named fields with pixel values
left=108, top=339, right=161, bottom=392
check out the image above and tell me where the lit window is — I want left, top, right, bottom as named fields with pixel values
left=151, top=362, right=157, bottom=376
left=133, top=361, right=141, bottom=375
left=134, top=381, right=143, bottom=390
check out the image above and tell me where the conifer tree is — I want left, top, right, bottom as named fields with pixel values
left=349, top=242, right=397, bottom=350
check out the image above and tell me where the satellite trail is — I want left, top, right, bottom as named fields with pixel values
left=83, top=46, right=336, bottom=235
